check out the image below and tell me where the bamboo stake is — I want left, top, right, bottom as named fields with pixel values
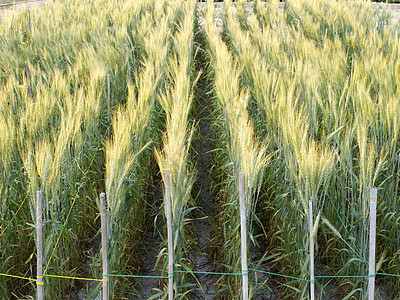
left=368, top=188, right=377, bottom=300
left=25, top=60, right=33, bottom=99
left=107, top=74, right=111, bottom=139
left=28, top=11, right=31, bottom=33
left=309, top=200, right=315, bottom=300
left=239, top=173, right=248, bottom=300
left=350, top=58, right=354, bottom=81
left=126, top=52, right=132, bottom=83
left=165, top=170, right=174, bottom=300
left=100, top=193, right=108, bottom=300
left=36, top=191, right=43, bottom=300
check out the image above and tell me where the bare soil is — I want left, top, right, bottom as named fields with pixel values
left=189, top=54, right=218, bottom=298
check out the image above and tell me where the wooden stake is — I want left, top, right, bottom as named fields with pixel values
left=100, top=193, right=109, bottom=300
left=36, top=191, right=43, bottom=300
left=165, top=170, right=174, bottom=300
left=368, top=188, right=377, bottom=300
left=239, top=173, right=248, bottom=300
left=309, top=200, right=315, bottom=300
left=107, top=74, right=111, bottom=139
left=28, top=11, right=31, bottom=33
left=351, top=58, right=354, bottom=80
left=25, top=60, right=33, bottom=99
left=126, top=53, right=131, bottom=83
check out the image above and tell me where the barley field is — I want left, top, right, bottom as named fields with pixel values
left=0, top=0, right=399, bottom=299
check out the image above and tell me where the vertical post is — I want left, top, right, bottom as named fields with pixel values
left=107, top=74, right=111, bottom=120
left=107, top=74, right=111, bottom=139
left=126, top=53, right=132, bottom=83
left=368, top=187, right=377, bottom=300
left=351, top=58, right=354, bottom=79
left=36, top=191, right=43, bottom=300
left=309, top=200, right=315, bottom=300
left=28, top=11, right=32, bottom=33
left=165, top=170, right=174, bottom=300
left=239, top=173, right=248, bottom=300
left=25, top=60, right=33, bottom=99
left=100, top=193, right=109, bottom=300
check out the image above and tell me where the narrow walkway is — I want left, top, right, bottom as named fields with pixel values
left=190, top=37, right=218, bottom=299
left=137, top=176, right=165, bottom=299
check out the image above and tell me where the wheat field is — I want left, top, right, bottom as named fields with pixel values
left=0, top=0, right=399, bottom=299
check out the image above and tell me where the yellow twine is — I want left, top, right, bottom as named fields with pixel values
left=0, top=193, right=29, bottom=237
left=43, top=151, right=98, bottom=276
left=0, top=273, right=36, bottom=281
left=0, top=144, right=105, bottom=283
left=43, top=194, right=78, bottom=276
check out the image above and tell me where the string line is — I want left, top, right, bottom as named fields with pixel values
left=43, top=151, right=98, bottom=276
left=2, top=270, right=400, bottom=283
left=0, top=193, right=29, bottom=237
left=0, top=273, right=36, bottom=282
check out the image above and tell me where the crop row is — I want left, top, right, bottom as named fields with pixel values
left=1, top=0, right=400, bottom=299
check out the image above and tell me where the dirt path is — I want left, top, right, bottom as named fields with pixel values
left=136, top=222, right=164, bottom=299
left=187, top=31, right=219, bottom=299
left=190, top=126, right=218, bottom=299
left=136, top=176, right=165, bottom=299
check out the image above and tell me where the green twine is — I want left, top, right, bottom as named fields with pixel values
left=327, top=196, right=363, bottom=260
left=376, top=272, right=400, bottom=277
left=174, top=270, right=247, bottom=276
left=102, top=270, right=398, bottom=281
left=103, top=274, right=172, bottom=279
left=248, top=268, right=310, bottom=282
left=315, top=274, right=374, bottom=279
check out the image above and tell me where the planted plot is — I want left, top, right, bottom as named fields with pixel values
left=154, top=1, right=198, bottom=298
left=105, top=4, right=176, bottom=297
left=203, top=3, right=271, bottom=298
left=0, top=0, right=400, bottom=299
left=0, top=0, right=190, bottom=298
left=220, top=0, right=400, bottom=298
